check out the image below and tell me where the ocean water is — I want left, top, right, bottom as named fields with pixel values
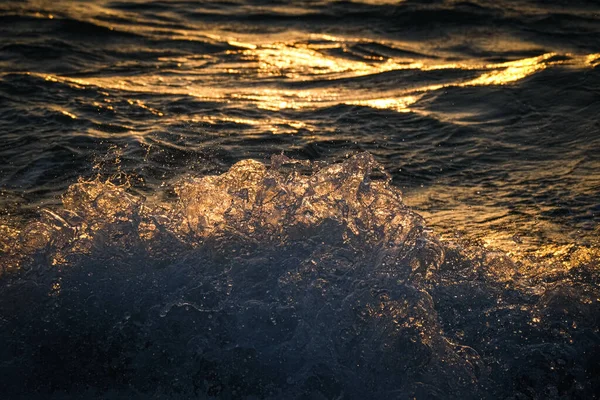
left=0, top=0, right=599, bottom=398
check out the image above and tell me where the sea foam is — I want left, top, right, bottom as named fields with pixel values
left=0, top=153, right=598, bottom=399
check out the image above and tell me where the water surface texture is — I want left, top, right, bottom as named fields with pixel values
left=0, top=0, right=599, bottom=399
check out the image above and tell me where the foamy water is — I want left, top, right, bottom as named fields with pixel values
left=1, top=155, right=599, bottom=398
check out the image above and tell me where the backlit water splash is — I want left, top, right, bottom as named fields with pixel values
left=0, top=0, right=599, bottom=398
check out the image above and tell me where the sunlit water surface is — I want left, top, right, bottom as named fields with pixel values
left=0, top=0, right=599, bottom=398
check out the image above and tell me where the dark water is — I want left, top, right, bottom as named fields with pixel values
left=1, top=0, right=599, bottom=398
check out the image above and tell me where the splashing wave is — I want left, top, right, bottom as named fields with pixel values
left=0, top=154, right=598, bottom=399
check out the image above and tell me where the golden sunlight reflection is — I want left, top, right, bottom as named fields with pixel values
left=346, top=96, right=421, bottom=112
left=404, top=177, right=600, bottom=270
left=127, top=99, right=164, bottom=116
left=32, top=29, right=599, bottom=118
left=462, top=53, right=556, bottom=86
left=59, top=109, right=77, bottom=119
left=190, top=115, right=313, bottom=134
left=246, top=43, right=424, bottom=78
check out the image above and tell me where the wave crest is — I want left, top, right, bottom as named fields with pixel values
left=0, top=153, right=598, bottom=399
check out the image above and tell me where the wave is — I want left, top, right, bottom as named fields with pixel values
left=0, top=154, right=598, bottom=398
